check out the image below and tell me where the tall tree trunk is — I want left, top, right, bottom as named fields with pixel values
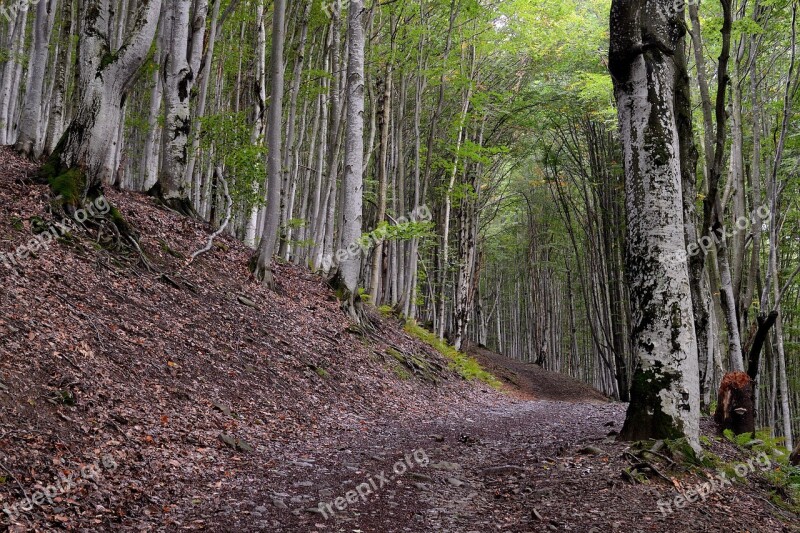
left=44, top=0, right=76, bottom=156
left=610, top=0, right=701, bottom=446
left=15, top=0, right=56, bottom=157
left=245, top=0, right=267, bottom=248
left=369, top=69, right=392, bottom=305
left=0, top=7, right=29, bottom=145
left=279, top=0, right=312, bottom=259
left=156, top=0, right=208, bottom=214
left=251, top=0, right=287, bottom=286
left=332, top=0, right=366, bottom=320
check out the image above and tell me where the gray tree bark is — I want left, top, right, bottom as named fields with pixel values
left=610, top=0, right=701, bottom=446
left=252, top=0, right=287, bottom=287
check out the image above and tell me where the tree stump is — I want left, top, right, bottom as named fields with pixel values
left=791, top=443, right=800, bottom=466
left=714, top=372, right=755, bottom=435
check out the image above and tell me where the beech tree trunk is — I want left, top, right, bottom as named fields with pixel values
left=156, top=0, right=208, bottom=214
left=252, top=0, right=286, bottom=286
left=610, top=0, right=701, bottom=446
left=332, top=0, right=366, bottom=317
left=47, top=0, right=162, bottom=204
left=15, top=0, right=55, bottom=157
left=44, top=0, right=76, bottom=157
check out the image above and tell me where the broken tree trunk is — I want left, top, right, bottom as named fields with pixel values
left=714, top=371, right=755, bottom=435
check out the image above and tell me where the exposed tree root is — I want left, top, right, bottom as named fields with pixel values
left=188, top=167, right=231, bottom=265
left=328, top=271, right=380, bottom=335
left=38, top=157, right=151, bottom=270
left=250, top=253, right=276, bottom=289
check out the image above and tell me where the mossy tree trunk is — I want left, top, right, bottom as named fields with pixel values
left=43, top=0, right=162, bottom=208
left=610, top=0, right=701, bottom=447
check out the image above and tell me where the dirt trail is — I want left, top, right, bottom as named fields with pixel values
left=200, top=353, right=797, bottom=533
left=467, top=344, right=610, bottom=403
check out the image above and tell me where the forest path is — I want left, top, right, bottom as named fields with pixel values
left=207, top=351, right=796, bottom=533
left=466, top=344, right=610, bottom=403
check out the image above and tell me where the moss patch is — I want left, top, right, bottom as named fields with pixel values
left=619, top=363, right=684, bottom=441
left=403, top=321, right=501, bottom=388
left=49, top=168, right=85, bottom=206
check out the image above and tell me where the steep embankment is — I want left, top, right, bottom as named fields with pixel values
left=0, top=147, right=495, bottom=531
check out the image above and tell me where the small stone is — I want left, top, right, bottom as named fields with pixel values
left=238, top=295, right=258, bottom=308
left=446, top=477, right=465, bottom=487
left=218, top=433, right=253, bottom=452
left=480, top=465, right=526, bottom=477
left=212, top=402, right=232, bottom=417
left=431, top=461, right=460, bottom=472
left=578, top=446, right=606, bottom=456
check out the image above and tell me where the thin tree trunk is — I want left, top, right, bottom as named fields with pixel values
left=252, top=0, right=287, bottom=286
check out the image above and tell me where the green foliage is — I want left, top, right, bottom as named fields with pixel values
left=359, top=220, right=434, bottom=250
left=718, top=429, right=800, bottom=510
left=199, top=111, right=266, bottom=206
left=378, top=305, right=395, bottom=317
left=665, top=438, right=717, bottom=468
left=285, top=218, right=306, bottom=230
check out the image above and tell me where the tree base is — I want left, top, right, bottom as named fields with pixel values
left=250, top=252, right=276, bottom=289
left=328, top=271, right=378, bottom=332
left=15, top=139, right=39, bottom=160
left=38, top=157, right=146, bottom=264
left=791, top=444, right=800, bottom=466
left=147, top=183, right=198, bottom=218
left=618, top=363, right=685, bottom=442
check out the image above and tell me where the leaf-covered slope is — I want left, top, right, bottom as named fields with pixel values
left=0, top=146, right=492, bottom=530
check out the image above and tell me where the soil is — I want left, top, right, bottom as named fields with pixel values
left=0, top=147, right=797, bottom=532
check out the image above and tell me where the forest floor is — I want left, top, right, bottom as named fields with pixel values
left=0, top=146, right=797, bottom=532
